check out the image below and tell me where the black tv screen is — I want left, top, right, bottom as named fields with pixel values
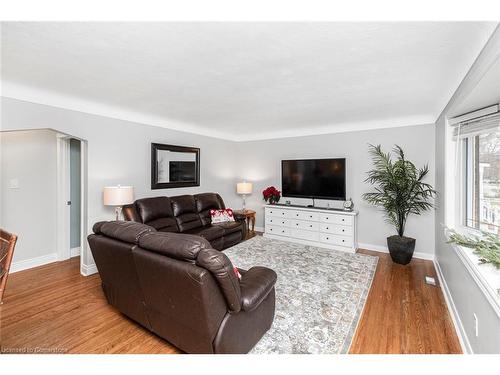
left=282, top=158, right=346, bottom=200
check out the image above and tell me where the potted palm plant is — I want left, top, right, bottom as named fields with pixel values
left=363, top=144, right=436, bottom=265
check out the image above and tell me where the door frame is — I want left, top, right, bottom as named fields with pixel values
left=56, top=134, right=88, bottom=275
left=56, top=134, right=71, bottom=261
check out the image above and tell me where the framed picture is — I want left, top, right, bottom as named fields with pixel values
left=151, top=143, right=200, bottom=189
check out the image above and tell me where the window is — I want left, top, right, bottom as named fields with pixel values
left=463, top=129, right=500, bottom=234
left=451, top=108, right=500, bottom=308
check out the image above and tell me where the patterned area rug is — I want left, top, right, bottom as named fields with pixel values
left=224, top=236, right=378, bottom=354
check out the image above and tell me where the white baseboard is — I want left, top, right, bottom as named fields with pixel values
left=434, top=258, right=472, bottom=354
left=10, top=252, right=58, bottom=273
left=70, top=247, right=81, bottom=258
left=358, top=242, right=435, bottom=261
left=254, top=226, right=265, bottom=233
left=81, top=263, right=98, bottom=276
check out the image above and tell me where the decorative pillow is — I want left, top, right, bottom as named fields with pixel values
left=233, top=266, right=242, bottom=280
left=210, top=208, right=235, bottom=223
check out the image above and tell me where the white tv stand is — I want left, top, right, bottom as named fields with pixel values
left=263, top=204, right=358, bottom=253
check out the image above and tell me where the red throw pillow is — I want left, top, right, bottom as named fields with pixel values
left=233, top=266, right=242, bottom=280
left=210, top=208, right=235, bottom=223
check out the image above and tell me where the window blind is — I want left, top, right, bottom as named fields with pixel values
left=452, top=106, right=500, bottom=139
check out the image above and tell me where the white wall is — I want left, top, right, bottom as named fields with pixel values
left=0, top=96, right=437, bottom=270
left=0, top=129, right=58, bottom=269
left=434, top=27, right=500, bottom=353
left=236, top=124, right=436, bottom=257
left=1, top=97, right=239, bottom=274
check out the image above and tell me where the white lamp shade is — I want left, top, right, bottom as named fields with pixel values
left=237, top=182, right=252, bottom=195
left=103, top=186, right=134, bottom=206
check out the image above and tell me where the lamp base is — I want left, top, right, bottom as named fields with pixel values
left=114, top=206, right=122, bottom=221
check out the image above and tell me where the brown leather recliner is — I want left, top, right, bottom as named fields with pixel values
left=88, top=221, right=277, bottom=354
left=123, top=193, right=247, bottom=250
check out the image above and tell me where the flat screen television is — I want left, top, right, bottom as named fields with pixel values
left=282, top=158, right=346, bottom=200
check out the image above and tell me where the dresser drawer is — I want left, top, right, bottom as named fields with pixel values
left=266, top=208, right=288, bottom=218
left=266, top=217, right=289, bottom=227
left=319, top=233, right=353, bottom=247
left=266, top=225, right=290, bottom=236
left=290, top=219, right=319, bottom=231
left=319, top=213, right=353, bottom=226
left=319, top=223, right=353, bottom=236
left=288, top=210, right=319, bottom=221
left=290, top=228, right=320, bottom=242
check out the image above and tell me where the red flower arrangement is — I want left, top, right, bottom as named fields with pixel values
left=262, top=186, right=281, bottom=204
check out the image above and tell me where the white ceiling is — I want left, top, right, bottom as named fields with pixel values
left=448, top=54, right=500, bottom=117
left=1, top=22, right=498, bottom=141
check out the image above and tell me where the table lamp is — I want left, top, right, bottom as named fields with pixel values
left=103, top=185, right=134, bottom=220
left=236, top=181, right=252, bottom=211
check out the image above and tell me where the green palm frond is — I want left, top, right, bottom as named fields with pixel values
left=362, top=144, right=437, bottom=237
left=447, top=230, right=500, bottom=270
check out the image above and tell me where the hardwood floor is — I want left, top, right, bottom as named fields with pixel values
left=350, top=250, right=462, bottom=354
left=0, top=249, right=461, bottom=354
left=0, top=258, right=179, bottom=354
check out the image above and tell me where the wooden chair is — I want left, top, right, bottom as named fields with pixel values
left=0, top=229, right=18, bottom=304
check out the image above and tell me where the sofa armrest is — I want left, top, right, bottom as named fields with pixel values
left=240, top=266, right=277, bottom=312
left=233, top=212, right=246, bottom=222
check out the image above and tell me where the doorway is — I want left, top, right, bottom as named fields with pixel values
left=69, top=139, right=81, bottom=257
left=56, top=134, right=88, bottom=275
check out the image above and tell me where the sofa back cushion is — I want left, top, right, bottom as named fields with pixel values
left=138, top=231, right=211, bottom=261
left=135, top=197, right=179, bottom=232
left=96, top=221, right=156, bottom=244
left=194, top=193, right=225, bottom=226
left=122, top=203, right=142, bottom=222
left=170, top=195, right=203, bottom=232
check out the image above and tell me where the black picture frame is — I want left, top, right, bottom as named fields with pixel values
left=151, top=143, right=200, bottom=189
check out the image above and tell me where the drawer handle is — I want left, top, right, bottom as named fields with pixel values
left=282, top=212, right=285, bottom=215
left=326, top=227, right=329, bottom=230
left=342, top=219, right=345, bottom=222
left=342, top=229, right=345, bottom=232
left=326, top=237, right=329, bottom=240
left=342, top=239, right=345, bottom=242
left=309, top=215, right=312, bottom=218
left=309, top=225, right=313, bottom=227
left=296, top=223, right=299, bottom=226
left=296, top=214, right=299, bottom=216
left=282, top=230, right=285, bottom=233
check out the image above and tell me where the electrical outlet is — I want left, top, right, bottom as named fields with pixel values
left=474, top=313, right=479, bottom=337
left=425, top=276, right=436, bottom=286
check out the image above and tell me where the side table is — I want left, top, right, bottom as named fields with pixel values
left=234, top=209, right=256, bottom=235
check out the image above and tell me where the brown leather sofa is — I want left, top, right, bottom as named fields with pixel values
left=123, top=193, right=246, bottom=250
left=88, top=221, right=277, bottom=354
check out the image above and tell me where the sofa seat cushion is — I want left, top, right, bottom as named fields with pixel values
left=184, top=225, right=225, bottom=242
left=148, top=217, right=179, bottom=233
left=213, top=221, right=243, bottom=236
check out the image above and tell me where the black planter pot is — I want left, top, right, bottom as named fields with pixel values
left=387, top=235, right=416, bottom=265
